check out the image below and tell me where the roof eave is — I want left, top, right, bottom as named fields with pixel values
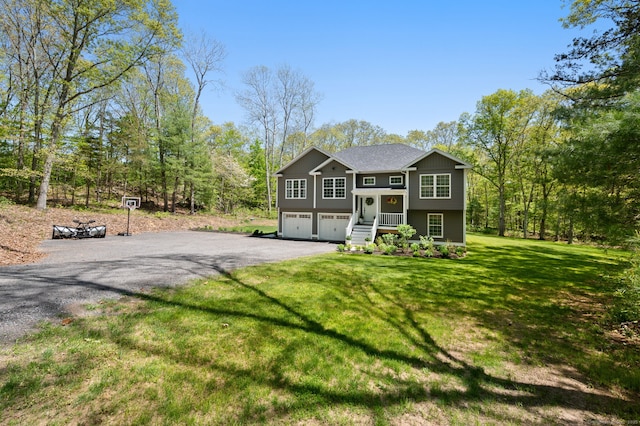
left=274, top=146, right=333, bottom=175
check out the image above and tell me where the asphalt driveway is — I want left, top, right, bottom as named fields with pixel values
left=0, top=231, right=335, bottom=346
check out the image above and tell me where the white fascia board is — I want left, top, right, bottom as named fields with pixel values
left=351, top=188, right=407, bottom=196
left=274, top=146, right=333, bottom=175
left=310, top=156, right=354, bottom=174
left=404, top=148, right=473, bottom=170
left=355, top=166, right=415, bottom=173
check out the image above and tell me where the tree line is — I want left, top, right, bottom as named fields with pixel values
left=0, top=0, right=637, bottom=244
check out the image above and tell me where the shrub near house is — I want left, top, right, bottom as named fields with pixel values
left=338, top=226, right=466, bottom=259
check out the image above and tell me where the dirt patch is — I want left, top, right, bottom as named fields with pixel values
left=0, top=203, right=273, bottom=266
left=607, top=321, right=640, bottom=346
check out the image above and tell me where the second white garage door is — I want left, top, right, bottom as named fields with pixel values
left=282, top=212, right=312, bottom=239
left=318, top=213, right=351, bottom=241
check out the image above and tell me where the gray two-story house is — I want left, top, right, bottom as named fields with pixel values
left=274, top=143, right=472, bottom=245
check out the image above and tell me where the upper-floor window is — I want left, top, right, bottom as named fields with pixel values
left=323, top=177, right=346, bottom=199
left=420, top=174, right=450, bottom=199
left=363, top=176, right=375, bottom=186
left=285, top=179, right=306, bottom=199
left=389, top=176, right=403, bottom=185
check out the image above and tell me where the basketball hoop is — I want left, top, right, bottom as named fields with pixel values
left=119, top=197, right=140, bottom=236
left=122, top=197, right=140, bottom=210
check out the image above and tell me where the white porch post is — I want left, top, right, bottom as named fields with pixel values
left=352, top=171, right=357, bottom=215
left=403, top=170, right=409, bottom=225
left=313, top=174, right=317, bottom=209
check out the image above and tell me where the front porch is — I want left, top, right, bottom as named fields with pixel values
left=345, top=188, right=407, bottom=245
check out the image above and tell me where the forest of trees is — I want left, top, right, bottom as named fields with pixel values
left=0, top=0, right=638, bottom=244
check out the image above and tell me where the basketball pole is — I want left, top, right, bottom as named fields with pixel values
left=119, top=197, right=139, bottom=236
left=126, top=206, right=131, bottom=236
left=118, top=206, right=132, bottom=236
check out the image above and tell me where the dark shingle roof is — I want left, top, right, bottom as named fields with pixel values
left=332, top=144, right=425, bottom=172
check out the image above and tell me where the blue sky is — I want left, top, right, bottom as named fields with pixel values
left=174, top=1, right=588, bottom=136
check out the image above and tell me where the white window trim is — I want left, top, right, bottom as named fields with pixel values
left=419, top=173, right=451, bottom=199
left=427, top=213, right=444, bottom=238
left=363, top=176, right=376, bottom=186
left=389, top=175, right=403, bottom=185
left=322, top=177, right=347, bottom=199
left=285, top=178, right=307, bottom=199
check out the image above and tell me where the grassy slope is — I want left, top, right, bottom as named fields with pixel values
left=1, top=234, right=638, bottom=425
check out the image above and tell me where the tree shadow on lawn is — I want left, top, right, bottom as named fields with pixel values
left=63, top=252, right=639, bottom=424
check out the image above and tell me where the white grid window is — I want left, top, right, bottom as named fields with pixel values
left=428, top=213, right=444, bottom=238
left=389, top=176, right=403, bottom=185
left=323, top=177, right=346, bottom=199
left=420, top=174, right=450, bottom=199
left=363, top=176, right=375, bottom=186
left=285, top=179, right=306, bottom=199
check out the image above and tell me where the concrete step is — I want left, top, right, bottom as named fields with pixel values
left=348, top=225, right=373, bottom=246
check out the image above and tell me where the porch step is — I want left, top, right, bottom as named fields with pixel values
left=349, top=224, right=373, bottom=246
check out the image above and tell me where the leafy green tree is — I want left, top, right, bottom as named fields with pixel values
left=0, top=0, right=60, bottom=203
left=246, top=139, right=268, bottom=209
left=508, top=92, right=562, bottom=238
left=211, top=153, right=253, bottom=214
left=542, top=0, right=640, bottom=243
left=111, top=70, right=158, bottom=203
left=237, top=65, right=320, bottom=212
left=546, top=0, right=640, bottom=104
left=409, top=121, right=459, bottom=151
left=32, top=0, right=180, bottom=210
left=462, top=89, right=537, bottom=236
left=182, top=31, right=226, bottom=214
left=554, top=91, right=640, bottom=242
left=307, top=119, right=387, bottom=152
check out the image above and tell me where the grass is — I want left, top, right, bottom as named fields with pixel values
left=1, top=234, right=639, bottom=425
left=195, top=224, right=278, bottom=234
left=217, top=224, right=278, bottom=234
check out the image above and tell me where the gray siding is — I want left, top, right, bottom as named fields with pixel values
left=315, top=160, right=352, bottom=211
left=408, top=153, right=465, bottom=211
left=408, top=210, right=464, bottom=244
left=380, top=195, right=404, bottom=214
left=356, top=173, right=406, bottom=189
left=279, top=155, right=353, bottom=237
left=277, top=149, right=330, bottom=210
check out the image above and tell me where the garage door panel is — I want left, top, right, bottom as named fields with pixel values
left=282, top=212, right=312, bottom=239
left=318, top=213, right=350, bottom=241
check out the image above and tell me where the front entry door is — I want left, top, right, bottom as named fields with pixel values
left=361, top=196, right=377, bottom=224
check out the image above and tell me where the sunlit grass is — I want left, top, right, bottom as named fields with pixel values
left=1, top=234, right=638, bottom=424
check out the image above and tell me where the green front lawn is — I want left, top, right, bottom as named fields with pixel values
left=1, top=234, right=638, bottom=425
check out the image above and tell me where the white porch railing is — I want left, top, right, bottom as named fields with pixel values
left=371, top=215, right=379, bottom=241
left=379, top=212, right=404, bottom=227
left=345, top=209, right=359, bottom=238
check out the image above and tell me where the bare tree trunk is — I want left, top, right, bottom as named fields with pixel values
left=498, top=186, right=506, bottom=237
left=190, top=183, right=195, bottom=213
left=568, top=217, right=574, bottom=244
left=36, top=150, right=55, bottom=210
left=171, top=176, right=178, bottom=213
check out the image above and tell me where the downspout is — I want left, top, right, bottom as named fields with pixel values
left=463, top=168, right=468, bottom=245
left=274, top=174, right=282, bottom=237
left=313, top=174, right=317, bottom=209
left=351, top=170, right=356, bottom=215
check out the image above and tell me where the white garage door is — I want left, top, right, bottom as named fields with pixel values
left=282, top=212, right=312, bottom=239
left=318, top=213, right=351, bottom=241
